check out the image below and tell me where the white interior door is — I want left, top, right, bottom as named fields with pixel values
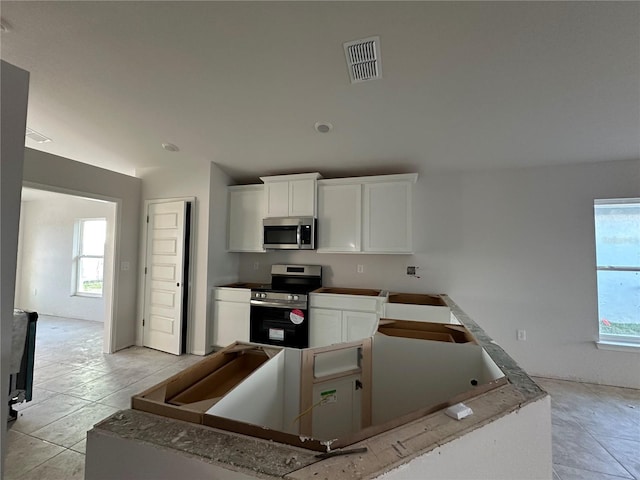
left=143, top=200, right=187, bottom=355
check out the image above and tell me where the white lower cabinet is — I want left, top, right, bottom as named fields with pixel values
left=309, top=308, right=343, bottom=347
left=212, top=288, right=251, bottom=347
left=343, top=310, right=378, bottom=342
left=309, top=292, right=384, bottom=347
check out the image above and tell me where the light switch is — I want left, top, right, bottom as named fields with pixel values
left=121, top=261, right=130, bottom=271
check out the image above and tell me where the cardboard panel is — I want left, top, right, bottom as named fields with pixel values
left=387, top=293, right=447, bottom=306
left=132, top=343, right=279, bottom=424
left=170, top=352, right=267, bottom=404
left=377, top=319, right=477, bottom=344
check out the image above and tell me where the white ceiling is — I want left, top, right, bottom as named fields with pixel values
left=2, top=1, right=638, bottom=182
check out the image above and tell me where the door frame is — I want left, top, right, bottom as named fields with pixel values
left=21, top=181, right=119, bottom=353
left=140, top=197, right=196, bottom=354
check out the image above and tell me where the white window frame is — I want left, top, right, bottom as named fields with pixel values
left=594, top=198, right=640, bottom=351
left=72, top=218, right=106, bottom=298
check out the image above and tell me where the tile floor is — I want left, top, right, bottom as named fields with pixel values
left=535, top=377, right=640, bottom=480
left=6, top=315, right=201, bottom=480
left=5, top=315, right=640, bottom=479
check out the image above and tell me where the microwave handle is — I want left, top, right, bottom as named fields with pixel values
left=296, top=224, right=302, bottom=248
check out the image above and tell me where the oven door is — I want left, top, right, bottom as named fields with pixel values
left=250, top=305, right=309, bottom=348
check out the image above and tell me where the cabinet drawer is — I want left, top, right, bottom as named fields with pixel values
left=384, top=303, right=451, bottom=324
left=213, top=287, right=251, bottom=303
left=309, top=293, right=380, bottom=312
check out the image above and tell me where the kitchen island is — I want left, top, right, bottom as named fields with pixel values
left=85, top=296, right=551, bottom=479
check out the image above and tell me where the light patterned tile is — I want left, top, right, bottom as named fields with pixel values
left=13, top=387, right=59, bottom=412
left=4, top=430, right=64, bottom=480
left=32, top=363, right=82, bottom=386
left=17, top=449, right=85, bottom=480
left=552, top=417, right=633, bottom=478
left=12, top=393, right=92, bottom=435
left=554, top=464, right=633, bottom=480
left=35, top=367, right=110, bottom=393
left=70, top=438, right=86, bottom=454
left=597, top=436, right=640, bottom=479
left=30, top=402, right=118, bottom=448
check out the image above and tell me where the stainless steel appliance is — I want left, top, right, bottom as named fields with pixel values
left=250, top=264, right=322, bottom=348
left=263, top=217, right=316, bottom=250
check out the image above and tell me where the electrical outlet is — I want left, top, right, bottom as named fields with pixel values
left=517, top=329, right=527, bottom=341
left=407, top=266, right=416, bottom=276
left=357, top=264, right=364, bottom=274
left=253, top=262, right=259, bottom=270
left=121, top=261, right=130, bottom=271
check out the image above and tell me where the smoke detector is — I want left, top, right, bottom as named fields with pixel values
left=343, top=36, right=382, bottom=84
left=25, top=127, right=52, bottom=144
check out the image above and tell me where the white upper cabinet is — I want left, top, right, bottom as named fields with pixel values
left=261, top=172, right=321, bottom=218
left=317, top=174, right=417, bottom=254
left=227, top=185, right=265, bottom=252
left=363, top=176, right=416, bottom=253
left=317, top=181, right=362, bottom=252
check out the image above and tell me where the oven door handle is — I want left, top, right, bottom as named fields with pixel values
left=250, top=300, right=307, bottom=309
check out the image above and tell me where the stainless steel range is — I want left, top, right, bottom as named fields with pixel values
left=249, top=264, right=322, bottom=348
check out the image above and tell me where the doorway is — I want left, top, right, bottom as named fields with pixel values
left=15, top=186, right=118, bottom=353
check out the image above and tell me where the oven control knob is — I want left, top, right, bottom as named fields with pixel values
left=293, top=295, right=299, bottom=301
left=261, top=293, right=267, bottom=299
left=287, top=294, right=294, bottom=301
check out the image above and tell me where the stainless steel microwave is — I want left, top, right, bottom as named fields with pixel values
left=263, top=217, right=316, bottom=250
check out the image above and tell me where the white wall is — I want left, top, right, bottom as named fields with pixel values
left=15, top=196, right=114, bottom=322
left=377, top=396, right=552, bottom=480
left=22, top=148, right=142, bottom=351
left=1, top=60, right=30, bottom=478
left=137, top=161, right=237, bottom=355
left=237, top=159, right=640, bottom=388
left=207, top=162, right=241, bottom=344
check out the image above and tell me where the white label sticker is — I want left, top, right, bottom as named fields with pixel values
left=269, top=328, right=285, bottom=341
left=321, top=389, right=337, bottom=404
left=290, top=309, right=305, bottom=325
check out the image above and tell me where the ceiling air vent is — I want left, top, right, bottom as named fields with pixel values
left=343, top=36, right=382, bottom=84
left=25, top=127, right=52, bottom=144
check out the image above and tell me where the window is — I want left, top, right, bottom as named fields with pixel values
left=594, top=199, right=640, bottom=347
left=73, top=218, right=106, bottom=296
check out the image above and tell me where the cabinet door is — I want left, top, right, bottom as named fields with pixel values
left=265, top=181, right=290, bottom=217
left=317, top=183, right=361, bottom=252
left=343, top=311, right=378, bottom=342
left=212, top=301, right=250, bottom=347
left=363, top=181, right=413, bottom=253
left=309, top=308, right=343, bottom=348
left=289, top=179, right=316, bottom=217
left=228, top=186, right=265, bottom=252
